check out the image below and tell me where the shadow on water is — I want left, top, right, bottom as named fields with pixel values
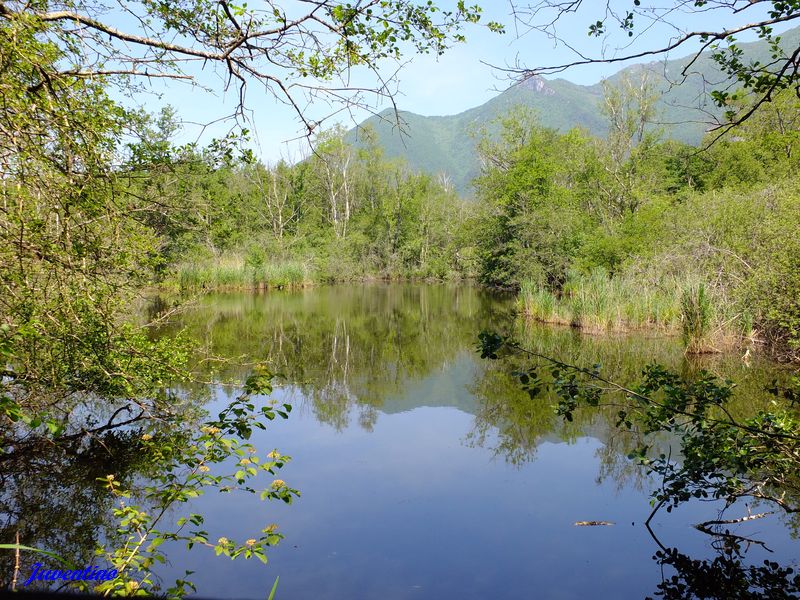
left=2, top=284, right=798, bottom=598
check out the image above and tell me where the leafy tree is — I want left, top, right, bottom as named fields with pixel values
left=0, top=0, right=501, bottom=131
left=597, top=72, right=661, bottom=219
left=474, top=109, right=594, bottom=287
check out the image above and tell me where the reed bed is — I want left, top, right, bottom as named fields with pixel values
left=175, top=256, right=311, bottom=291
left=517, top=269, right=683, bottom=333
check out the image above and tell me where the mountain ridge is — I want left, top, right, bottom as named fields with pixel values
left=347, top=27, right=800, bottom=194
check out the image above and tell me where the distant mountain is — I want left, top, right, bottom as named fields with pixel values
left=348, top=27, right=800, bottom=195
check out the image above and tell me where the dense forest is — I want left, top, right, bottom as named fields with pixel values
left=142, top=82, right=800, bottom=359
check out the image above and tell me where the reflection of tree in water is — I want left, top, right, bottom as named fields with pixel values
left=164, top=285, right=789, bottom=436
left=468, top=320, right=794, bottom=471
left=0, top=385, right=209, bottom=589
left=470, top=368, right=800, bottom=599
left=593, top=428, right=655, bottom=494
left=475, top=334, right=800, bottom=599
left=6, top=286, right=796, bottom=595
left=165, top=284, right=512, bottom=431
left=468, top=357, right=800, bottom=598
left=648, top=533, right=800, bottom=599
left=0, top=426, right=152, bottom=587
left=466, top=359, right=562, bottom=465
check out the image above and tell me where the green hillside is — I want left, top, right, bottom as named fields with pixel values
left=349, top=27, right=800, bottom=194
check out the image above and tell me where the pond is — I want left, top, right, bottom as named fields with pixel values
left=3, top=284, right=798, bottom=599
left=151, top=284, right=799, bottom=599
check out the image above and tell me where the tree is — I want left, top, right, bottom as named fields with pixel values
left=0, top=0, right=502, bottom=133
left=312, top=126, right=356, bottom=239
left=597, top=71, right=661, bottom=219
left=506, top=1, right=800, bottom=135
left=474, top=109, right=593, bottom=288
left=729, top=86, right=800, bottom=169
left=247, top=160, right=303, bottom=244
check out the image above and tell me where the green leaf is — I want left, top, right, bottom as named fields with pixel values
left=267, top=575, right=279, bottom=599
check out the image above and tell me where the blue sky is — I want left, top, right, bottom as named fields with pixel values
left=124, top=1, right=787, bottom=162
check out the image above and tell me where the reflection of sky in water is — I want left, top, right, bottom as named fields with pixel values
left=155, top=360, right=800, bottom=600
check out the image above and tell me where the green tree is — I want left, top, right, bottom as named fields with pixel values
left=473, top=109, right=594, bottom=287
left=596, top=72, right=661, bottom=220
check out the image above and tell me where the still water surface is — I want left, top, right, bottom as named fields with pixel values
left=154, top=284, right=798, bottom=599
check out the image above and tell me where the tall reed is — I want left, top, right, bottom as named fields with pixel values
left=681, top=282, right=716, bottom=353
left=518, top=269, right=683, bottom=333
left=175, top=255, right=311, bottom=291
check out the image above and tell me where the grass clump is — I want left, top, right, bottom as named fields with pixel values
left=517, top=281, right=567, bottom=324
left=175, top=254, right=311, bottom=291
left=681, top=282, right=717, bottom=354
left=518, top=269, right=683, bottom=333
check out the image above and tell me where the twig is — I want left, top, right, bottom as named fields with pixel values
left=12, top=531, right=20, bottom=591
left=694, top=511, right=774, bottom=529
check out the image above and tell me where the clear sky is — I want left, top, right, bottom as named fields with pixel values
left=123, top=1, right=787, bottom=163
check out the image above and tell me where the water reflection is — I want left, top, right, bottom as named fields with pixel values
left=154, top=285, right=799, bottom=598
left=0, top=427, right=156, bottom=588
left=3, top=284, right=798, bottom=598
left=163, top=285, right=510, bottom=430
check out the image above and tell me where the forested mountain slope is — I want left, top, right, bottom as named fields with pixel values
left=349, top=26, right=800, bottom=194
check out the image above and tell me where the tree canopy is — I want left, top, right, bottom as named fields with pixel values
left=0, top=0, right=502, bottom=131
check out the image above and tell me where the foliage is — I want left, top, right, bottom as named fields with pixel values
left=136, top=123, right=478, bottom=286
left=2, top=369, right=297, bottom=596
left=0, top=15, right=195, bottom=433
left=93, top=369, right=297, bottom=596
left=472, top=109, right=595, bottom=287
left=474, top=85, right=800, bottom=355
left=477, top=332, right=800, bottom=522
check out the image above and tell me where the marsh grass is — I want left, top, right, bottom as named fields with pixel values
left=517, top=269, right=748, bottom=352
left=681, top=283, right=719, bottom=354
left=519, top=269, right=682, bottom=333
left=517, top=281, right=568, bottom=325
left=175, top=255, right=311, bottom=291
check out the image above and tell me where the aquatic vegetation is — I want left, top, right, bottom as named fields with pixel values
left=175, top=257, right=312, bottom=291
left=518, top=269, right=682, bottom=333
left=681, top=282, right=716, bottom=354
